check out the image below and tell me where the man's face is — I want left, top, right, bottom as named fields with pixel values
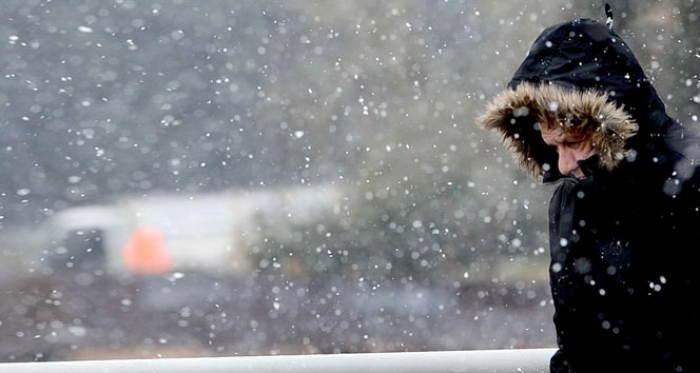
left=540, top=122, right=596, bottom=179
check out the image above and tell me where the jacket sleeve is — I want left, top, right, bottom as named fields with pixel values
left=547, top=178, right=579, bottom=373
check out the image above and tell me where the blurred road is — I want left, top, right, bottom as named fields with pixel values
left=0, top=270, right=555, bottom=362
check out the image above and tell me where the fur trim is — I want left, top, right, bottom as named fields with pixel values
left=476, top=82, right=638, bottom=181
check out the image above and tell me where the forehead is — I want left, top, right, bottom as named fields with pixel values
left=540, top=123, right=586, bottom=144
left=539, top=123, right=564, bottom=138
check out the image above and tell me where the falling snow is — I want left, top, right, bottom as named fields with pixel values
left=0, top=0, right=697, bottom=363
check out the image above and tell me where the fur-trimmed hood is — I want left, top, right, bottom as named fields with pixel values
left=477, top=82, right=637, bottom=182
left=477, top=17, right=675, bottom=182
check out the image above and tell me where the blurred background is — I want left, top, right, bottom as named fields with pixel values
left=1, top=0, right=698, bottom=362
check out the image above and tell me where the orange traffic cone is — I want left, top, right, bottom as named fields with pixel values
left=122, top=226, right=174, bottom=275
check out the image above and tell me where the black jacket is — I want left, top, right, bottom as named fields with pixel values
left=477, top=17, right=700, bottom=373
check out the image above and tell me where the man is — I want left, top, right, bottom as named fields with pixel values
left=477, top=6, right=699, bottom=373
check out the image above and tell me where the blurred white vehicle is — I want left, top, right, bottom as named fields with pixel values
left=32, top=185, right=343, bottom=276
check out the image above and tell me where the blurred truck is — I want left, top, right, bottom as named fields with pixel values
left=29, top=185, right=343, bottom=277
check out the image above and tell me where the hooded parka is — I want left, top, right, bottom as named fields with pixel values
left=477, top=13, right=700, bottom=373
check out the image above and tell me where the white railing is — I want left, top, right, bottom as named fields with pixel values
left=0, top=348, right=556, bottom=373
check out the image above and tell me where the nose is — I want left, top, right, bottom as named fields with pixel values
left=557, top=148, right=581, bottom=176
